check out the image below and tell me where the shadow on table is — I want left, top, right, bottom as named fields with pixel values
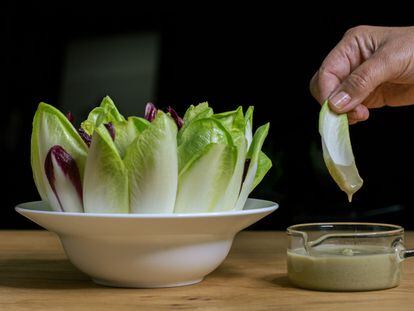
left=268, top=274, right=295, bottom=289
left=0, top=258, right=98, bottom=289
left=212, top=263, right=246, bottom=279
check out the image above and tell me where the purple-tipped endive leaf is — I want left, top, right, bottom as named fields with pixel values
left=77, top=128, right=92, bottom=147
left=167, top=106, right=184, bottom=129
left=104, top=122, right=116, bottom=140
left=83, top=125, right=129, bottom=213
left=44, top=146, right=83, bottom=212
left=31, top=103, right=88, bottom=209
left=144, top=102, right=157, bottom=122
left=124, top=111, right=178, bottom=213
left=66, top=111, right=74, bottom=124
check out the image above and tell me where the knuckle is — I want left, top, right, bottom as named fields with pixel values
left=346, top=71, right=371, bottom=91
left=344, top=25, right=370, bottom=38
left=318, top=65, right=330, bottom=78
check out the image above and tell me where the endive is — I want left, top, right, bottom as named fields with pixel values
left=31, top=103, right=88, bottom=212
left=83, top=124, right=129, bottom=213
left=124, top=111, right=178, bottom=213
left=31, top=98, right=272, bottom=213
left=319, top=101, right=363, bottom=201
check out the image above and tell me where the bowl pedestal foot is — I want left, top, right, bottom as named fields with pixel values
left=92, top=278, right=204, bottom=288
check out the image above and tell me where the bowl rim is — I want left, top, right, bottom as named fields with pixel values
left=15, top=198, right=278, bottom=219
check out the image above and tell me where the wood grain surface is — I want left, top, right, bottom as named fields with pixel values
left=1, top=230, right=414, bottom=311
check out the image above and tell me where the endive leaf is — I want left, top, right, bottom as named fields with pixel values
left=319, top=101, right=363, bottom=202
left=110, top=117, right=149, bottom=158
left=167, top=106, right=184, bottom=129
left=235, top=123, right=270, bottom=210
left=100, top=96, right=125, bottom=122
left=251, top=151, right=272, bottom=191
left=44, top=146, right=83, bottom=212
left=144, top=102, right=157, bottom=122
left=81, top=96, right=125, bottom=135
left=244, top=106, right=254, bottom=149
left=83, top=124, right=129, bottom=213
left=31, top=103, right=88, bottom=211
left=212, top=107, right=250, bottom=211
left=213, top=106, right=245, bottom=132
left=174, top=143, right=237, bottom=213
left=128, top=116, right=150, bottom=133
left=183, top=102, right=213, bottom=123
left=124, top=111, right=178, bottom=213
left=176, top=116, right=238, bottom=212
left=177, top=118, right=234, bottom=174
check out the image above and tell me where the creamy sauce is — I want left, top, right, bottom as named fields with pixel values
left=287, top=245, right=401, bottom=291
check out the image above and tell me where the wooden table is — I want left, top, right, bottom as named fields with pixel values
left=1, top=231, right=414, bottom=311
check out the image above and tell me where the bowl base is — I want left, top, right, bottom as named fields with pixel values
left=92, top=278, right=204, bottom=288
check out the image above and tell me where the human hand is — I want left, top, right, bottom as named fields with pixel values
left=310, top=26, right=414, bottom=124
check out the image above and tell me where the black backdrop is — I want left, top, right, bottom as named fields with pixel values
left=3, top=2, right=414, bottom=229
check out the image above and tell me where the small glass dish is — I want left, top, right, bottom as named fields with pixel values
left=287, top=223, right=414, bottom=291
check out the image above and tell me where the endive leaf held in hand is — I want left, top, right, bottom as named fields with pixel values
left=83, top=125, right=129, bottom=213
left=31, top=103, right=88, bottom=210
left=319, top=101, right=363, bottom=202
left=124, top=111, right=178, bottom=213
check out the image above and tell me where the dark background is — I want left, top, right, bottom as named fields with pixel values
left=3, top=2, right=414, bottom=229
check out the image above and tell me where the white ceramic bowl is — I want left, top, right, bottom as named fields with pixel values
left=15, top=199, right=278, bottom=288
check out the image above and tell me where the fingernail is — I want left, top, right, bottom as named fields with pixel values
left=329, top=91, right=351, bottom=110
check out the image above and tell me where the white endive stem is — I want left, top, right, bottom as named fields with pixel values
left=319, top=101, right=363, bottom=201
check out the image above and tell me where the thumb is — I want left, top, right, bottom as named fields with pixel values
left=328, top=53, right=393, bottom=113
